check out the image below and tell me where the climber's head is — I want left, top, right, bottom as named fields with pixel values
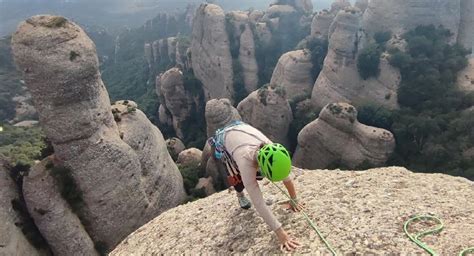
left=257, top=143, right=291, bottom=182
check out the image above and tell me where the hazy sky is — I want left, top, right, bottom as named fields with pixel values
left=0, top=0, right=340, bottom=37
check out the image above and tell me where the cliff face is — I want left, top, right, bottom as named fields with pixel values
left=311, top=9, right=400, bottom=110
left=111, top=167, right=474, bottom=255
left=362, top=0, right=461, bottom=39
left=12, top=15, right=185, bottom=251
left=457, top=0, right=474, bottom=50
left=0, top=158, right=45, bottom=256
left=191, top=4, right=234, bottom=102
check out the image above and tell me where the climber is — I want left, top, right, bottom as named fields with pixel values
left=208, top=121, right=304, bottom=252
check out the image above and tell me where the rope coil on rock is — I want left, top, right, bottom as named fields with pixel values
left=271, top=182, right=338, bottom=256
left=404, top=215, right=474, bottom=256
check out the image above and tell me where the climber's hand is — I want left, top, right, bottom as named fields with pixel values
left=275, top=228, right=301, bottom=252
left=282, top=199, right=305, bottom=212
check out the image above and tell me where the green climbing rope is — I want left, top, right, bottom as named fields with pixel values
left=404, top=215, right=473, bottom=256
left=403, top=215, right=444, bottom=255
left=271, top=182, right=338, bottom=256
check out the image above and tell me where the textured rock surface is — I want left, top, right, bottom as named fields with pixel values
left=177, top=148, right=202, bottom=168
left=457, top=0, right=474, bottom=50
left=294, top=0, right=313, bottom=13
left=0, top=158, right=44, bottom=256
left=237, top=85, right=293, bottom=147
left=22, top=159, right=98, bottom=256
left=270, top=50, right=314, bottom=101
left=167, top=37, right=177, bottom=63
left=310, top=10, right=335, bottom=39
left=159, top=68, right=194, bottom=138
left=111, top=167, right=474, bottom=255
left=457, top=57, right=474, bottom=92
left=12, top=90, right=37, bottom=123
left=191, top=4, right=234, bottom=102
left=312, top=10, right=400, bottom=109
left=254, top=22, right=272, bottom=45
left=354, top=0, right=369, bottom=13
left=12, top=15, right=185, bottom=249
left=331, top=0, right=351, bottom=13
left=166, top=137, right=186, bottom=160
left=362, top=0, right=461, bottom=39
left=265, top=5, right=296, bottom=19
left=239, top=24, right=259, bottom=94
left=293, top=103, right=395, bottom=169
left=205, top=98, right=241, bottom=138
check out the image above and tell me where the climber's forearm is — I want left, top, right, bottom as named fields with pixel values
left=283, top=178, right=297, bottom=200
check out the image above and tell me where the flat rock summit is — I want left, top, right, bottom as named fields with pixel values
left=111, top=167, right=474, bottom=255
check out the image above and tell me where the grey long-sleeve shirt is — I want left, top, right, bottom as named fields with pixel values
left=224, top=123, right=290, bottom=231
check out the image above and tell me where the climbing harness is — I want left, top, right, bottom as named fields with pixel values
left=403, top=215, right=474, bottom=256
left=271, top=182, right=338, bottom=256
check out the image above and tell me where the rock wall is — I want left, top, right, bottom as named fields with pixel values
left=312, top=9, right=400, bottom=110
left=12, top=15, right=185, bottom=250
left=237, top=85, right=293, bottom=147
left=457, top=57, right=474, bottom=92
left=270, top=50, right=314, bottom=101
left=110, top=167, right=474, bottom=255
left=191, top=4, right=234, bottom=102
left=362, top=0, right=461, bottom=39
left=0, top=158, right=44, bottom=256
left=239, top=24, right=259, bottom=94
left=293, top=103, right=395, bottom=169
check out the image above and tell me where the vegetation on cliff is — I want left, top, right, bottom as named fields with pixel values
left=360, top=25, right=474, bottom=180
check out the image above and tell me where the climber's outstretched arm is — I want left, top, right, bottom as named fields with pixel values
left=283, top=177, right=304, bottom=212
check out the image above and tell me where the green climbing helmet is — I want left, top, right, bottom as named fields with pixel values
left=257, top=143, right=291, bottom=182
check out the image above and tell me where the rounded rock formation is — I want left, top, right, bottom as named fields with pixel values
left=191, top=4, right=234, bottom=102
left=166, top=137, right=186, bottom=161
left=310, top=10, right=335, bottom=39
left=312, top=9, right=400, bottom=110
left=239, top=24, right=259, bottom=94
left=270, top=50, right=314, bottom=101
left=12, top=15, right=185, bottom=250
left=293, top=103, right=395, bottom=169
left=205, top=98, right=242, bottom=138
left=237, top=85, right=293, bottom=147
left=177, top=148, right=203, bottom=168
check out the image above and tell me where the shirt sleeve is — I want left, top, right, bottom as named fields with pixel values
left=234, top=150, right=282, bottom=232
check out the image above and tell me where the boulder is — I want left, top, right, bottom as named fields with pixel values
left=177, top=148, right=202, bottom=168
left=111, top=167, right=474, bottom=255
left=205, top=98, right=241, bottom=138
left=362, top=0, right=461, bottom=40
left=249, top=10, right=265, bottom=23
left=166, top=137, right=186, bottom=161
left=457, top=0, right=474, bottom=50
left=293, top=103, right=395, bottom=169
left=312, top=9, right=400, bottom=110
left=191, top=4, right=234, bottom=102
left=237, top=85, right=293, bottom=147
left=12, top=15, right=185, bottom=250
left=254, top=22, right=272, bottom=45
left=270, top=50, right=314, bottom=101
left=22, top=159, right=98, bottom=255
left=310, top=10, right=335, bottom=39
left=0, top=157, right=45, bottom=256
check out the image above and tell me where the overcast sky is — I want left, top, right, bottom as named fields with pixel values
left=0, top=0, right=341, bottom=37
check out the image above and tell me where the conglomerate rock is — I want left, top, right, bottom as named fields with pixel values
left=310, top=10, right=335, bottom=39
left=12, top=15, right=185, bottom=250
left=111, top=167, right=474, bottom=255
left=205, top=98, right=242, bottom=138
left=237, top=85, right=293, bottom=147
left=177, top=148, right=202, bottom=168
left=191, top=4, right=234, bottom=102
left=293, top=103, right=395, bottom=169
left=270, top=50, right=314, bottom=101
left=311, top=9, right=400, bottom=110
left=0, top=157, right=45, bottom=256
